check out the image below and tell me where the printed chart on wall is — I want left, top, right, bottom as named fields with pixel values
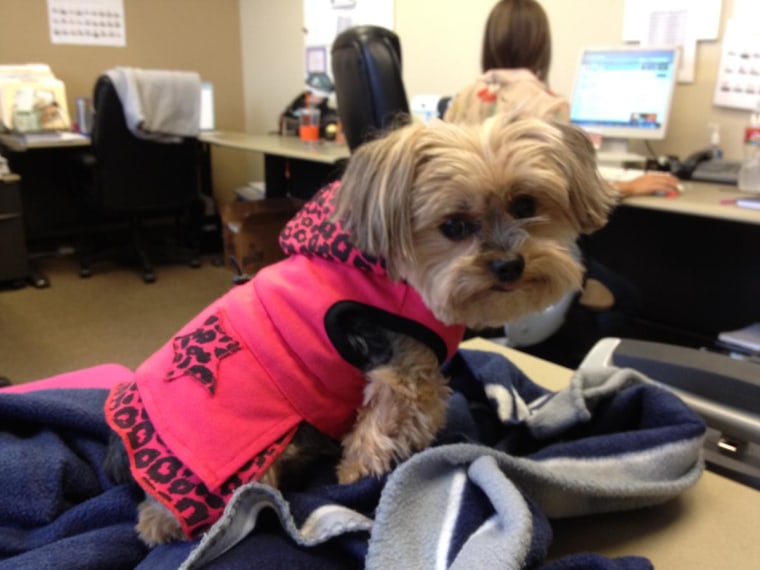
left=47, top=0, right=126, bottom=47
left=623, top=0, right=722, bottom=84
left=713, top=0, right=760, bottom=111
left=303, top=0, right=393, bottom=93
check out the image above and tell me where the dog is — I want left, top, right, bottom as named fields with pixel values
left=103, top=113, right=613, bottom=546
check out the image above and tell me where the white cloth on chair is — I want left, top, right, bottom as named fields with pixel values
left=105, top=67, right=201, bottom=142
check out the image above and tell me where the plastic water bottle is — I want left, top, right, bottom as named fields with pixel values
left=738, top=100, right=760, bottom=193
left=708, top=124, right=723, bottom=159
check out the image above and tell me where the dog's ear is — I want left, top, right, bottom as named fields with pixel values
left=552, top=122, right=615, bottom=234
left=331, top=123, right=427, bottom=274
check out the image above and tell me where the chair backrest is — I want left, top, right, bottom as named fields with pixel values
left=90, top=74, right=201, bottom=213
left=331, top=25, right=410, bottom=152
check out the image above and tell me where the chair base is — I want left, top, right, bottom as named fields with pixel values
left=78, top=217, right=201, bottom=283
left=79, top=245, right=201, bottom=283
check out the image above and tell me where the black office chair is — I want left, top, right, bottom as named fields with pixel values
left=331, top=25, right=411, bottom=152
left=75, top=74, right=203, bottom=283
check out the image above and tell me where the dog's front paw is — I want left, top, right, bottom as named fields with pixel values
left=136, top=499, right=185, bottom=547
left=336, top=455, right=389, bottom=485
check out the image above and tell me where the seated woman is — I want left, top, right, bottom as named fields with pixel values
left=445, top=0, right=679, bottom=367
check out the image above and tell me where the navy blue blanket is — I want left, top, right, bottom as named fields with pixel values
left=0, top=389, right=148, bottom=570
left=0, top=350, right=705, bottom=569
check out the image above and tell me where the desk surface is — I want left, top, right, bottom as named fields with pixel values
left=622, top=180, right=760, bottom=225
left=0, top=132, right=90, bottom=152
left=200, top=131, right=350, bottom=164
left=461, top=337, right=759, bottom=569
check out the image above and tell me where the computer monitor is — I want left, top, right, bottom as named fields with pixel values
left=199, top=81, right=215, bottom=131
left=568, top=45, right=680, bottom=162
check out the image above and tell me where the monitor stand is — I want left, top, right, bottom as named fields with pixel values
left=594, top=137, right=646, bottom=165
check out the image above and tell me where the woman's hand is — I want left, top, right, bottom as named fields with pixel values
left=615, top=172, right=681, bottom=197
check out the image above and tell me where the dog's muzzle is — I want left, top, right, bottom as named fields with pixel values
left=489, top=254, right=525, bottom=283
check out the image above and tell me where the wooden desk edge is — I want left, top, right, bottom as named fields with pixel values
left=200, top=131, right=350, bottom=164
left=0, top=132, right=90, bottom=152
left=621, top=181, right=760, bottom=225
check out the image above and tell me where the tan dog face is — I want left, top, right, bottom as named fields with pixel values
left=332, top=115, right=613, bottom=330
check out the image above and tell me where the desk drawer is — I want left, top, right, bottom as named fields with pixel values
left=0, top=179, right=23, bottom=213
left=0, top=177, right=28, bottom=282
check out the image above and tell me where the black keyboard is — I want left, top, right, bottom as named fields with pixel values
left=691, top=159, right=742, bottom=185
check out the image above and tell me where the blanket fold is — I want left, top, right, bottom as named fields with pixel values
left=178, top=349, right=704, bottom=568
left=0, top=349, right=705, bottom=569
left=0, top=389, right=148, bottom=570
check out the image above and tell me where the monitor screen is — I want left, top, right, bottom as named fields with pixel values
left=199, top=81, right=215, bottom=131
left=569, top=46, right=680, bottom=143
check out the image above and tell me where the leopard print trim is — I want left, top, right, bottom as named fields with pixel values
left=278, top=183, right=386, bottom=275
left=106, top=381, right=296, bottom=539
left=165, top=314, right=241, bottom=395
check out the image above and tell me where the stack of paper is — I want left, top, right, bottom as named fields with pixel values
left=718, top=323, right=760, bottom=353
left=0, top=64, right=71, bottom=132
left=737, top=197, right=760, bottom=210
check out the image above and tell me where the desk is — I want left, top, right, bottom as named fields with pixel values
left=0, top=133, right=90, bottom=243
left=583, top=180, right=760, bottom=347
left=463, top=337, right=759, bottom=569
left=0, top=174, right=27, bottom=283
left=0, top=132, right=90, bottom=152
left=623, top=180, right=760, bottom=225
left=1, top=132, right=223, bottom=282
left=200, top=131, right=350, bottom=199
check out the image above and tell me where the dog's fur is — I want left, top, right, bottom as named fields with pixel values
left=107, top=114, right=613, bottom=546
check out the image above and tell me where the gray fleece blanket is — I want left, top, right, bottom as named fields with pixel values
left=172, top=349, right=705, bottom=570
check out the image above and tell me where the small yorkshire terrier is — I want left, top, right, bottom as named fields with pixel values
left=104, top=113, right=613, bottom=546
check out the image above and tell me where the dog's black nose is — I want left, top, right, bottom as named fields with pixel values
left=489, top=255, right=524, bottom=282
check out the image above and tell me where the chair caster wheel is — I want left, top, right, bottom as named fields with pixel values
left=143, top=272, right=156, bottom=284
left=31, top=274, right=50, bottom=288
left=190, top=258, right=201, bottom=269
left=79, top=268, right=92, bottom=278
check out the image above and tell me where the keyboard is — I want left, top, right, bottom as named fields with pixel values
left=20, top=131, right=89, bottom=148
left=23, top=132, right=67, bottom=142
left=691, top=159, right=741, bottom=185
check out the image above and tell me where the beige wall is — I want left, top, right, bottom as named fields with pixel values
left=2, top=0, right=750, bottom=194
left=243, top=0, right=749, bottom=162
left=401, top=0, right=747, bottom=161
left=0, top=0, right=251, bottom=202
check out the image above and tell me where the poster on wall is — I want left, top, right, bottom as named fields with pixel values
left=623, top=0, right=721, bottom=42
left=47, top=0, right=126, bottom=47
left=713, top=19, right=760, bottom=111
left=622, top=0, right=722, bottom=84
left=303, top=0, right=393, bottom=92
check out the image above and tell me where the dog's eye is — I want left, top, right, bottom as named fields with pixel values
left=440, top=217, right=478, bottom=241
left=509, top=196, right=536, bottom=219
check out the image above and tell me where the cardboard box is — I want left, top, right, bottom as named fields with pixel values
left=219, top=198, right=304, bottom=278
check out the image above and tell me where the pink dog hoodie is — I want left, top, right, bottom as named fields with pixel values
left=104, top=183, right=465, bottom=539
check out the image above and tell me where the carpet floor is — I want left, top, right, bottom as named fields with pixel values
left=0, top=254, right=235, bottom=385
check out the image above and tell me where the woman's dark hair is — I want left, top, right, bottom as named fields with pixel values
left=481, top=0, right=552, bottom=81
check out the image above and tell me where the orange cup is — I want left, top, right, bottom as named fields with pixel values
left=298, top=107, right=321, bottom=143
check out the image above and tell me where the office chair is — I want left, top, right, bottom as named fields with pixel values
left=75, top=74, right=203, bottom=283
left=331, top=25, right=411, bottom=152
